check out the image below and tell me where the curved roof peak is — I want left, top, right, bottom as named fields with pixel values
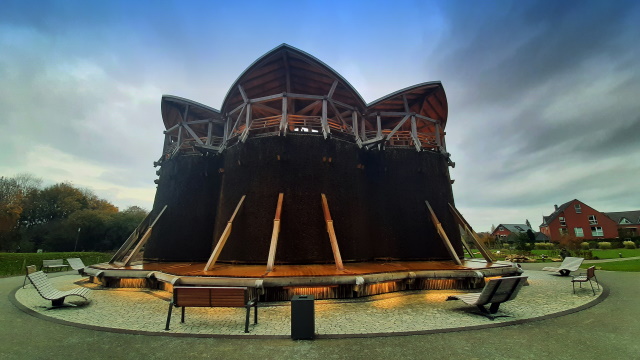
left=220, top=43, right=367, bottom=113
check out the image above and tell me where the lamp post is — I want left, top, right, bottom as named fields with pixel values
left=74, top=227, right=81, bottom=252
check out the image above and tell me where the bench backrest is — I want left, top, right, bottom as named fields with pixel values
left=476, top=276, right=528, bottom=305
left=26, top=265, right=37, bottom=275
left=173, top=286, right=250, bottom=307
left=560, top=257, right=584, bottom=271
left=43, top=259, right=64, bottom=266
left=586, top=266, right=596, bottom=279
left=27, top=271, right=58, bottom=297
left=66, top=258, right=86, bottom=270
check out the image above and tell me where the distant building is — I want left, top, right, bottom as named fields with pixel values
left=539, top=199, right=618, bottom=242
left=604, top=211, right=640, bottom=238
left=491, top=223, right=533, bottom=242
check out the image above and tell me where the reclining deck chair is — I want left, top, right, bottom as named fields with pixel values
left=542, top=257, right=584, bottom=276
left=66, top=258, right=87, bottom=275
left=27, top=270, right=90, bottom=307
left=447, top=276, right=528, bottom=319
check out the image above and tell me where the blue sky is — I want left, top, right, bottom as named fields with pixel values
left=1, top=0, right=639, bottom=232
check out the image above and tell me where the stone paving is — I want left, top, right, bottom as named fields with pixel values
left=14, top=269, right=602, bottom=337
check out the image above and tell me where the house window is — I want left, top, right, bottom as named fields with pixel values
left=559, top=217, right=566, bottom=226
left=574, top=228, right=584, bottom=237
left=620, top=218, right=631, bottom=224
left=574, top=204, right=582, bottom=213
left=591, top=226, right=603, bottom=237
left=499, top=226, right=504, bottom=231
left=559, top=228, right=568, bottom=236
left=588, top=215, right=597, bottom=225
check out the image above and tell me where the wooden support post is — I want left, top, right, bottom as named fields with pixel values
left=448, top=203, right=494, bottom=263
left=122, top=205, right=168, bottom=266
left=206, top=121, right=213, bottom=146
left=321, top=194, right=344, bottom=271
left=204, top=195, right=246, bottom=271
left=110, top=211, right=153, bottom=264
left=425, top=201, right=462, bottom=266
left=266, top=193, right=284, bottom=272
left=411, top=115, right=421, bottom=151
left=280, top=96, right=288, bottom=135
left=352, top=110, right=359, bottom=139
left=459, top=233, right=475, bottom=258
left=321, top=99, right=329, bottom=139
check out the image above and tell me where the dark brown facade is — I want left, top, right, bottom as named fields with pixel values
left=143, top=44, right=460, bottom=265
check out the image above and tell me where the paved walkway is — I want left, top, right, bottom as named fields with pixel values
left=2, top=262, right=639, bottom=359
left=12, top=270, right=603, bottom=337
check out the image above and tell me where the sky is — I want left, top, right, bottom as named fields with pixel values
left=1, top=0, right=639, bottom=232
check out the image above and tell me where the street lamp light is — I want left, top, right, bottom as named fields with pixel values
left=74, top=227, right=81, bottom=252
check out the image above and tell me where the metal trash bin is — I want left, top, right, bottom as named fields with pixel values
left=291, top=295, right=315, bottom=340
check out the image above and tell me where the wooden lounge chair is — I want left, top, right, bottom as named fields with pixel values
left=571, top=266, right=599, bottom=295
left=542, top=257, right=584, bottom=276
left=447, top=276, right=528, bottom=319
left=66, top=258, right=87, bottom=275
left=22, top=265, right=37, bottom=289
left=27, top=271, right=90, bottom=307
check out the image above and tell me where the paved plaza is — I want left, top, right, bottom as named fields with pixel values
left=14, top=269, right=603, bottom=337
left=2, top=262, right=639, bottom=359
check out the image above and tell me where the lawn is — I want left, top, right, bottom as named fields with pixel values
left=0, top=252, right=112, bottom=277
left=581, top=259, right=640, bottom=272
left=467, top=248, right=640, bottom=261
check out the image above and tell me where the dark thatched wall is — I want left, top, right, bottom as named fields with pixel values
left=145, top=135, right=460, bottom=263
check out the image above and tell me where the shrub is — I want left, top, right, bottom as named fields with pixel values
left=534, top=242, right=555, bottom=250
left=624, top=241, right=637, bottom=249
left=598, top=242, right=612, bottom=249
left=580, top=242, right=590, bottom=250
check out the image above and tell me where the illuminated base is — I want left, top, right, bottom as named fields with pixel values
left=86, top=259, right=521, bottom=301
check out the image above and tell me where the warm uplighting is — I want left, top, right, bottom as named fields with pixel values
left=117, top=278, right=147, bottom=288
left=284, top=286, right=338, bottom=299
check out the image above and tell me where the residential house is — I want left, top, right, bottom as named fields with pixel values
left=604, top=211, right=640, bottom=238
left=539, top=199, right=618, bottom=242
left=491, top=223, right=533, bottom=242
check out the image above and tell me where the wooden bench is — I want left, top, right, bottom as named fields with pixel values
left=165, top=286, right=258, bottom=333
left=27, top=271, right=91, bottom=307
left=447, top=276, right=528, bottom=319
left=41, top=259, right=69, bottom=272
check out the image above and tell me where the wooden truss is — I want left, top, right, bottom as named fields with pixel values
left=159, top=88, right=451, bottom=162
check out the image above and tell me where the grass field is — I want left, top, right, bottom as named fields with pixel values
left=469, top=248, right=640, bottom=261
left=581, top=259, right=640, bottom=272
left=0, top=252, right=112, bottom=277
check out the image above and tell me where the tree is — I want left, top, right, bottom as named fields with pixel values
left=515, top=232, right=532, bottom=251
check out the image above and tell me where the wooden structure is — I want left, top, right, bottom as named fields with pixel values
left=101, top=44, right=502, bottom=300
